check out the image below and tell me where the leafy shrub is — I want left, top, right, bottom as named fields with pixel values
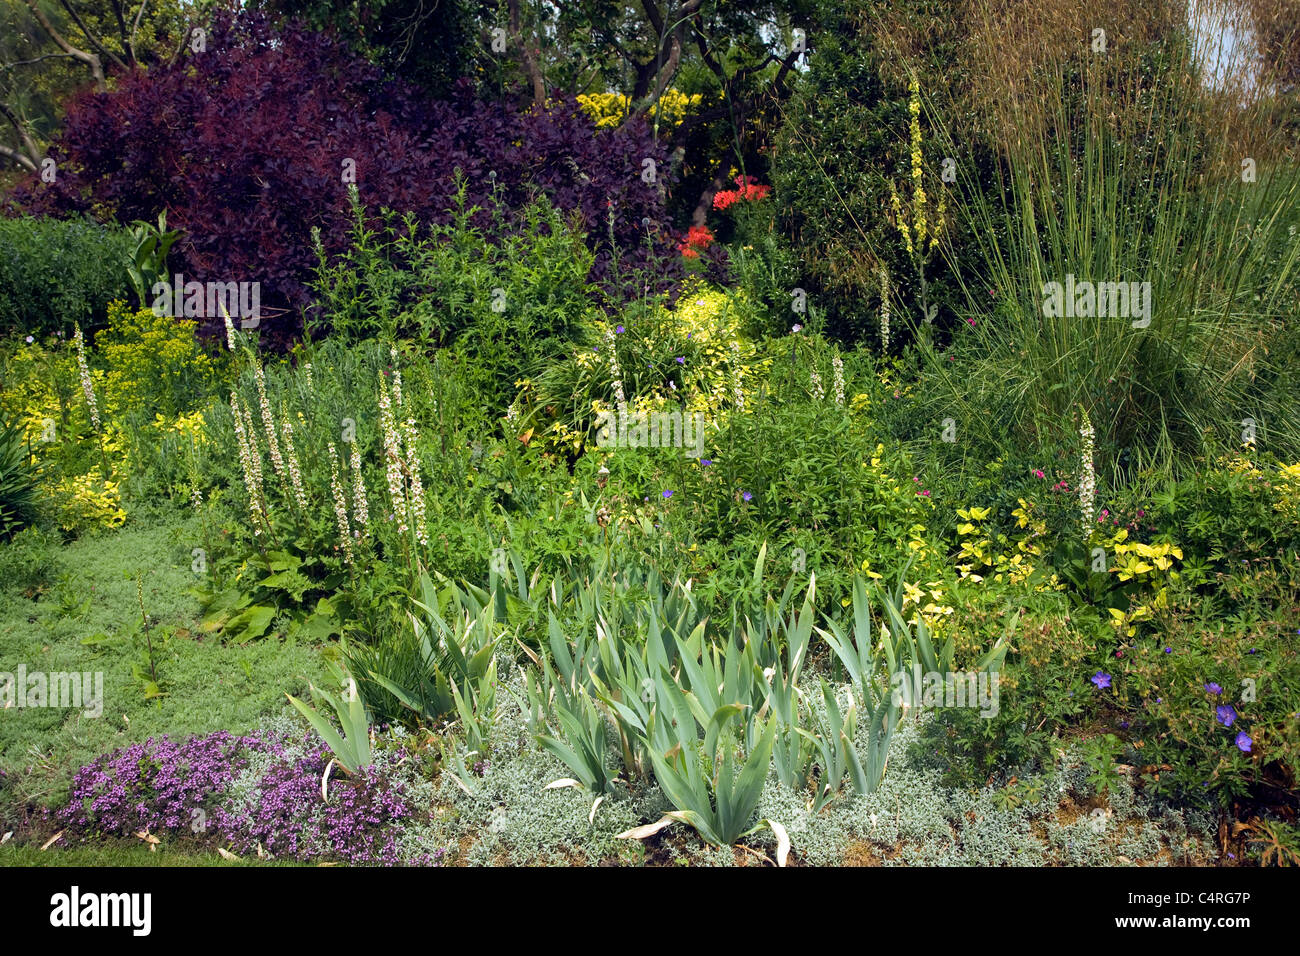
left=769, top=1, right=976, bottom=347
left=310, top=189, right=596, bottom=410
left=0, top=302, right=220, bottom=531
left=523, top=279, right=766, bottom=458
left=0, top=216, right=134, bottom=338
left=576, top=90, right=703, bottom=131
left=911, top=604, right=1090, bottom=788
left=0, top=330, right=121, bottom=534
left=1098, top=562, right=1300, bottom=809
left=723, top=229, right=805, bottom=341
left=1146, top=454, right=1300, bottom=575
left=654, top=342, right=936, bottom=599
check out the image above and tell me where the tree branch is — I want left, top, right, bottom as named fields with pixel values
left=507, top=0, right=546, bottom=108
left=57, top=0, right=129, bottom=72
left=0, top=98, right=44, bottom=168
left=1, top=52, right=80, bottom=70
left=632, top=27, right=682, bottom=119
left=129, top=0, right=150, bottom=65
left=0, top=142, right=39, bottom=173
left=639, top=0, right=665, bottom=36
left=108, top=0, right=129, bottom=52
left=22, top=0, right=107, bottom=91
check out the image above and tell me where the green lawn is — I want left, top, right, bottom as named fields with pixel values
left=0, top=507, right=328, bottom=808
left=0, top=841, right=307, bottom=866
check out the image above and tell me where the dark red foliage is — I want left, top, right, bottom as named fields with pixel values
left=13, top=10, right=682, bottom=346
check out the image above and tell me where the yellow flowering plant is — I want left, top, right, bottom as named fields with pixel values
left=0, top=301, right=222, bottom=532
left=886, top=75, right=948, bottom=334
left=954, top=499, right=1060, bottom=591
left=1272, top=461, right=1300, bottom=527
left=577, top=89, right=703, bottom=131
left=1077, top=524, right=1184, bottom=639
left=97, top=301, right=216, bottom=421
left=523, top=280, right=768, bottom=459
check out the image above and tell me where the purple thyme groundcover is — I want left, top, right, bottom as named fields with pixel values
left=56, top=727, right=430, bottom=865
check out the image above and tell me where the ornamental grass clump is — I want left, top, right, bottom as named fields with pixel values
left=917, top=11, right=1300, bottom=474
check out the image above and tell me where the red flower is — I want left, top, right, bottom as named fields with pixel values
left=678, top=224, right=715, bottom=258
left=712, top=189, right=741, bottom=211
left=712, top=174, right=771, bottom=211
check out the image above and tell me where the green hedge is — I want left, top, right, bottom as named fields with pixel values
left=0, top=215, right=134, bottom=337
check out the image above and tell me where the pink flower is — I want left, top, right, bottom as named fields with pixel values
left=1034, top=469, right=1045, bottom=479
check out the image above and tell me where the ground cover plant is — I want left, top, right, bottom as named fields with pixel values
left=0, top=0, right=1297, bottom=872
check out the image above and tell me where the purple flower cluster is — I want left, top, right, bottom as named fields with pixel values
left=59, top=731, right=262, bottom=834
left=214, top=746, right=413, bottom=866
left=58, top=728, right=428, bottom=866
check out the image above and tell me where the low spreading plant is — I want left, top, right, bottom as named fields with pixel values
left=58, top=721, right=444, bottom=865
